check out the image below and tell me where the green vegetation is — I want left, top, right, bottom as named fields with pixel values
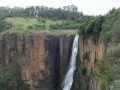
left=100, top=8, right=120, bottom=44
left=96, top=46, right=120, bottom=90
left=0, top=62, right=30, bottom=90
left=31, top=69, right=50, bottom=88
left=49, top=20, right=80, bottom=30
left=42, top=58, right=49, bottom=64
left=0, top=5, right=96, bottom=33
left=27, top=25, right=33, bottom=29
left=0, top=5, right=88, bottom=21
left=78, top=16, right=105, bottom=39
left=78, top=7, right=120, bottom=45
left=0, top=5, right=120, bottom=90
left=82, top=51, right=90, bottom=60
left=0, top=16, right=12, bottom=32
left=39, top=70, right=46, bottom=77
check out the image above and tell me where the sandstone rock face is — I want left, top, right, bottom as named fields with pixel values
left=0, top=32, right=111, bottom=90
left=78, top=35, right=105, bottom=90
left=0, top=32, right=74, bottom=90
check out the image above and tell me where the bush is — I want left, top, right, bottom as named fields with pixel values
left=100, top=81, right=106, bottom=90
left=0, top=20, right=12, bottom=32
left=49, top=24, right=59, bottom=29
left=52, top=17, right=58, bottom=21
left=42, top=19, right=46, bottom=23
left=4, top=25, right=12, bottom=30
left=43, top=58, right=49, bottom=64
left=0, top=15, right=5, bottom=20
left=16, top=24, right=23, bottom=29
left=37, top=18, right=46, bottom=23
left=96, top=46, right=120, bottom=89
left=78, top=16, right=105, bottom=38
left=27, top=25, right=33, bottom=29
left=41, top=25, right=46, bottom=29
left=49, top=21, right=79, bottom=30
left=0, top=62, right=30, bottom=90
left=82, top=52, right=89, bottom=60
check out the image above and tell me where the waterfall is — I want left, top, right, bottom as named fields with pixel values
left=62, top=34, right=79, bottom=90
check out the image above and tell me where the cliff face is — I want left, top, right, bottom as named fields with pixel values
left=0, top=32, right=110, bottom=90
left=78, top=35, right=105, bottom=90
left=0, top=32, right=74, bottom=90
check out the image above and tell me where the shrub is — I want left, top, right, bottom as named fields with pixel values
left=96, top=46, right=120, bottom=89
left=0, top=15, right=5, bottom=20
left=0, top=62, right=30, bottom=90
left=49, top=24, right=59, bottom=29
left=52, top=17, right=58, bottom=21
left=39, top=70, right=46, bottom=77
left=4, top=25, right=12, bottom=30
left=37, top=18, right=46, bottom=23
left=41, top=25, right=46, bottom=30
left=16, top=24, right=23, bottom=29
left=100, top=81, right=106, bottom=90
left=42, top=19, right=46, bottom=23
left=78, top=66, right=87, bottom=75
left=82, top=52, right=90, bottom=60
left=27, top=25, right=33, bottom=29
left=43, top=58, right=49, bottom=64
left=0, top=20, right=12, bottom=32
left=78, top=16, right=105, bottom=38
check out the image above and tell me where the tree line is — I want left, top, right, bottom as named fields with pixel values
left=0, top=5, right=93, bottom=21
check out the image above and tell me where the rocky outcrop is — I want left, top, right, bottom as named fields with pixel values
left=0, top=32, right=75, bottom=90
left=78, top=35, right=105, bottom=90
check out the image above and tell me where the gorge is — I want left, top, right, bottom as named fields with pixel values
left=0, top=32, right=107, bottom=90
left=0, top=5, right=120, bottom=90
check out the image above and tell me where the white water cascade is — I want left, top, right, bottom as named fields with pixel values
left=62, top=34, right=79, bottom=90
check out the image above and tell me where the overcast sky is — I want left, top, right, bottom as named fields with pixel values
left=0, top=0, right=120, bottom=15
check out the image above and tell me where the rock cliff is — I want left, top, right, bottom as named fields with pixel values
left=0, top=32, right=110, bottom=90
left=78, top=35, right=105, bottom=90
left=0, top=32, right=74, bottom=90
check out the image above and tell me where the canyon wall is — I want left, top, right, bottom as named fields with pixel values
left=0, top=32, right=74, bottom=90
left=78, top=35, right=105, bottom=90
left=0, top=32, right=108, bottom=90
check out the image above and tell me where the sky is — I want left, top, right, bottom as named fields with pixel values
left=0, top=0, right=120, bottom=15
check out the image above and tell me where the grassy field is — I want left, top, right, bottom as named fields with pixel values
left=5, top=17, right=62, bottom=30
left=4, top=17, right=77, bottom=35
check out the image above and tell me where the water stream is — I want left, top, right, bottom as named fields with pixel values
left=62, top=34, right=79, bottom=90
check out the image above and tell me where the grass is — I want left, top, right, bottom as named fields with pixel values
left=4, top=17, right=77, bottom=35
left=6, top=28, right=77, bottom=35
left=5, top=17, right=62, bottom=30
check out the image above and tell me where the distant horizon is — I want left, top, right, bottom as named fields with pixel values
left=0, top=0, right=120, bottom=15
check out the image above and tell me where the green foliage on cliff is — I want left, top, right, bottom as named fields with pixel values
left=82, top=51, right=90, bottom=60
left=0, top=62, right=15, bottom=90
left=31, top=69, right=50, bottom=88
left=0, top=62, right=30, bottom=90
left=96, top=46, right=120, bottom=90
left=0, top=16, right=12, bottom=32
left=78, top=7, right=120, bottom=44
left=100, top=8, right=120, bottom=44
left=43, top=58, right=50, bottom=64
left=78, top=16, right=105, bottom=38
